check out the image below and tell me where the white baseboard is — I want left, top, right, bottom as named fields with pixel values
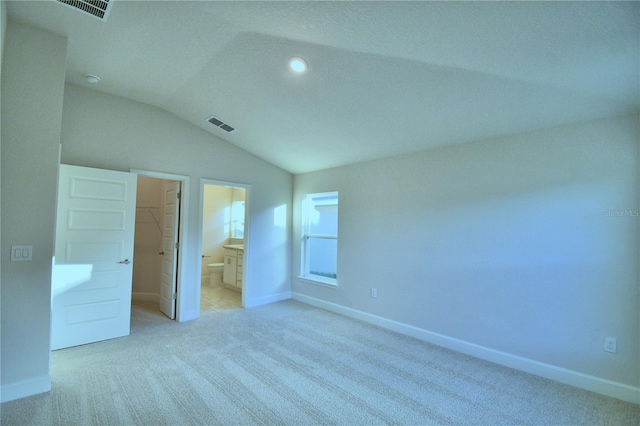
left=292, top=292, right=640, bottom=405
left=1, top=374, right=51, bottom=403
left=131, top=292, right=159, bottom=302
left=245, top=291, right=292, bottom=308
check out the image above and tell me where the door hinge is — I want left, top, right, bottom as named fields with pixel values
left=175, top=242, right=179, bottom=249
left=177, top=192, right=181, bottom=201
left=172, top=293, right=177, bottom=300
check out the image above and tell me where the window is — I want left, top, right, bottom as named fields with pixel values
left=231, top=200, right=245, bottom=238
left=230, top=187, right=245, bottom=239
left=301, top=191, right=338, bottom=285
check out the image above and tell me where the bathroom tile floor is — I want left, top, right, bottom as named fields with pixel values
left=200, top=284, right=242, bottom=311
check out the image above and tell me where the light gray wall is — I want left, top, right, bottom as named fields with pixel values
left=293, top=114, right=639, bottom=388
left=1, top=21, right=292, bottom=401
left=60, top=83, right=293, bottom=314
left=1, top=22, right=67, bottom=399
left=1, top=1, right=6, bottom=66
left=0, top=1, right=5, bottom=371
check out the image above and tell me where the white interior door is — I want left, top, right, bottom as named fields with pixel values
left=51, top=165, right=137, bottom=350
left=159, top=181, right=180, bottom=319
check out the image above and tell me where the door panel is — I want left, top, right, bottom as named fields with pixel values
left=51, top=165, right=137, bottom=350
left=159, top=181, right=179, bottom=319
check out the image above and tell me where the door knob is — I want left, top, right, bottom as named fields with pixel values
left=118, top=259, right=130, bottom=264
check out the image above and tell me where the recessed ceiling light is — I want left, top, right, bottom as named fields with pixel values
left=289, top=57, right=308, bottom=73
left=85, top=74, right=100, bottom=84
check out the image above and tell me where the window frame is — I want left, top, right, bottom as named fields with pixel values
left=300, top=191, right=338, bottom=286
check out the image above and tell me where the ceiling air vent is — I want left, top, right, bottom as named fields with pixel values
left=207, top=116, right=236, bottom=133
left=55, top=0, right=113, bottom=21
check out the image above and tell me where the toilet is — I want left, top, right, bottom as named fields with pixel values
left=206, top=263, right=224, bottom=286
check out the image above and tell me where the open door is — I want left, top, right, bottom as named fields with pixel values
left=51, top=165, right=137, bottom=350
left=159, top=181, right=180, bottom=319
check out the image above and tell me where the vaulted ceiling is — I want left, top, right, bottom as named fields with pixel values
left=6, top=1, right=639, bottom=174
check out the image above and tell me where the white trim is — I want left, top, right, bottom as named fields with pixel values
left=292, top=292, right=640, bottom=405
left=1, top=374, right=51, bottom=403
left=198, top=178, right=252, bottom=311
left=131, top=292, right=160, bottom=302
left=130, top=169, right=191, bottom=322
left=245, top=291, right=292, bottom=308
left=298, top=275, right=338, bottom=287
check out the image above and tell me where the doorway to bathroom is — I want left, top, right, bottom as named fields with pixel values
left=199, top=179, right=249, bottom=313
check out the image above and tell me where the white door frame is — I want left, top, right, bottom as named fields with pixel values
left=131, top=169, right=190, bottom=322
left=198, top=178, right=251, bottom=310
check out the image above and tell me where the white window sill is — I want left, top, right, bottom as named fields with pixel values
left=298, top=275, right=338, bottom=288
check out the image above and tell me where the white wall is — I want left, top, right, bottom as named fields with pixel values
left=293, top=114, right=639, bottom=401
left=1, top=22, right=67, bottom=401
left=60, top=83, right=293, bottom=314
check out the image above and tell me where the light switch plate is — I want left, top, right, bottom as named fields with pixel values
left=11, top=245, right=32, bottom=261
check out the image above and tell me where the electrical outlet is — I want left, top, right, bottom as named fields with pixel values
left=370, top=288, right=377, bottom=298
left=604, top=337, right=617, bottom=353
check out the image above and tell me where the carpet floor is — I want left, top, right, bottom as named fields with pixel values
left=1, top=299, right=638, bottom=425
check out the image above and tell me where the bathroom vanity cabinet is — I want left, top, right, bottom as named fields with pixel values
left=223, top=246, right=244, bottom=289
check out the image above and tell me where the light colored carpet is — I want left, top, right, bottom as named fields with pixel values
left=2, top=300, right=638, bottom=425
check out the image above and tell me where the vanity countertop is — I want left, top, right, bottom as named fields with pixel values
left=223, top=244, right=244, bottom=250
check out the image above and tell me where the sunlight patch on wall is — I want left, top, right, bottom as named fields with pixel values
left=274, top=204, right=287, bottom=228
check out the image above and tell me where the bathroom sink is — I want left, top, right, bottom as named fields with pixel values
left=223, top=244, right=244, bottom=250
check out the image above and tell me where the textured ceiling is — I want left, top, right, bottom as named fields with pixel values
left=6, top=1, right=640, bottom=174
